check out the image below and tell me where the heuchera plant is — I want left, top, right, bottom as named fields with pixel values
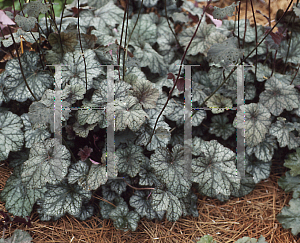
left=0, top=0, right=299, bottom=238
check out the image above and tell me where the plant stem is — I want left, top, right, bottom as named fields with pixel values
left=7, top=25, right=38, bottom=101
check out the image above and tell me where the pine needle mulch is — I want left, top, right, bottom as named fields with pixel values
left=1, top=158, right=299, bottom=242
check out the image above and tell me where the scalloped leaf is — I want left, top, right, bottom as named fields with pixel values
left=0, top=111, right=24, bottom=161
left=23, top=0, right=50, bottom=18
left=86, top=164, right=108, bottom=191
left=259, top=76, right=300, bottom=116
left=109, top=204, right=140, bottom=232
left=3, top=51, right=54, bottom=102
left=246, top=134, right=278, bottom=162
left=37, top=180, right=92, bottom=219
left=48, top=32, right=78, bottom=54
left=20, top=113, right=51, bottom=149
left=99, top=196, right=127, bottom=219
left=150, top=188, right=182, bottom=222
left=67, top=160, right=90, bottom=186
left=129, top=190, right=162, bottom=220
left=150, top=144, right=192, bottom=198
left=61, top=84, right=86, bottom=104
left=206, top=93, right=233, bottom=114
left=278, top=171, right=300, bottom=199
left=179, top=190, right=199, bottom=217
left=93, top=1, right=124, bottom=28
left=0, top=166, right=46, bottom=217
left=76, top=100, right=106, bottom=126
left=234, top=103, right=271, bottom=147
left=207, top=37, right=243, bottom=67
left=209, top=114, right=235, bottom=140
left=283, top=148, right=300, bottom=177
left=135, top=109, right=171, bottom=151
left=245, top=154, right=271, bottom=184
left=191, top=140, right=240, bottom=201
left=21, top=138, right=71, bottom=189
left=269, top=120, right=300, bottom=150
left=212, top=1, right=239, bottom=20
left=72, top=121, right=97, bottom=138
left=178, top=21, right=227, bottom=57
left=60, top=49, right=104, bottom=91
left=133, top=42, right=168, bottom=76
left=14, top=15, right=37, bottom=31
left=276, top=198, right=300, bottom=236
left=116, top=143, right=146, bottom=177
left=127, top=78, right=159, bottom=109
left=114, top=96, right=149, bottom=132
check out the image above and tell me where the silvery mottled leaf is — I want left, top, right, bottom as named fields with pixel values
left=231, top=172, right=256, bottom=198
left=191, top=140, right=240, bottom=201
left=3, top=51, right=54, bottom=102
left=150, top=188, right=182, bottom=222
left=76, top=100, right=106, bottom=126
left=14, top=15, right=37, bottom=31
left=109, top=204, right=140, bottom=231
left=150, top=144, right=192, bottom=198
left=21, top=138, right=71, bottom=189
left=61, top=84, right=86, bottom=104
left=0, top=111, right=24, bottom=161
left=86, top=164, right=108, bottom=191
left=23, top=0, right=50, bottom=18
left=181, top=0, right=203, bottom=18
left=212, top=1, right=239, bottom=20
left=20, top=113, right=51, bottom=148
left=259, top=76, right=300, bottom=116
left=116, top=13, right=157, bottom=47
left=269, top=120, right=300, bottom=150
left=276, top=198, right=300, bottom=236
left=61, top=49, right=104, bottom=91
left=178, top=21, right=227, bottom=57
left=172, top=12, right=189, bottom=23
left=207, top=37, right=243, bottom=67
left=209, top=114, right=235, bottom=140
left=129, top=190, right=161, bottom=220
left=164, top=98, right=185, bottom=126
left=114, top=96, right=149, bottom=132
left=246, top=134, right=277, bottom=162
left=234, top=235, right=267, bottom=243
left=234, top=103, right=271, bottom=147
left=278, top=171, right=300, bottom=199
left=73, top=204, right=94, bottom=221
left=37, top=181, right=92, bottom=218
left=67, top=160, right=89, bottom=186
left=134, top=42, right=168, bottom=75
left=0, top=167, right=46, bottom=217
left=222, top=19, right=257, bottom=43
left=245, top=154, right=271, bottom=184
left=93, top=1, right=124, bottom=27
left=116, top=143, right=146, bottom=178
left=179, top=190, right=199, bottom=217
left=192, top=109, right=207, bottom=127
left=72, top=121, right=97, bottom=138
